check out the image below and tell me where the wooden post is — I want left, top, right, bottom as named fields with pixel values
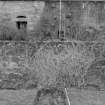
left=65, top=88, right=71, bottom=105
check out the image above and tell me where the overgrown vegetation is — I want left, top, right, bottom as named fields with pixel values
left=0, top=25, right=27, bottom=41
left=0, top=40, right=105, bottom=91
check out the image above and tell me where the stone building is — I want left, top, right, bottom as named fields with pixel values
left=61, top=1, right=105, bottom=40
left=0, top=0, right=105, bottom=41
left=0, top=0, right=60, bottom=41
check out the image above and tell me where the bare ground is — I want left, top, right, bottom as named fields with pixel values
left=0, top=88, right=105, bottom=105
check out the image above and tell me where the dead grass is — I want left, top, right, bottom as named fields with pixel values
left=32, top=42, right=94, bottom=87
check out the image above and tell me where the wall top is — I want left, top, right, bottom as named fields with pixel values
left=0, top=0, right=105, bottom=1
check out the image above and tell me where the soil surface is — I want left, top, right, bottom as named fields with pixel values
left=0, top=88, right=105, bottom=105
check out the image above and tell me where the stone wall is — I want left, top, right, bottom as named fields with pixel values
left=0, top=1, right=45, bottom=30
left=0, top=1, right=60, bottom=41
left=61, top=1, right=105, bottom=41
left=1, top=1, right=105, bottom=41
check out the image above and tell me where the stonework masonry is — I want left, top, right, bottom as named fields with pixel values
left=0, top=1, right=105, bottom=41
left=0, top=1, right=60, bottom=41
left=0, top=1, right=45, bottom=32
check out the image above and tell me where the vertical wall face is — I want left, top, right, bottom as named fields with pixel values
left=61, top=1, right=82, bottom=40
left=33, top=1, right=60, bottom=41
left=61, top=1, right=105, bottom=41
left=0, top=0, right=105, bottom=41
left=0, top=1, right=45, bottom=30
left=0, top=1, right=60, bottom=41
left=0, top=1, right=45, bottom=40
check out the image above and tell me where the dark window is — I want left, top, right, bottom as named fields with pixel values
left=16, top=21, right=27, bottom=30
left=16, top=16, right=27, bottom=30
